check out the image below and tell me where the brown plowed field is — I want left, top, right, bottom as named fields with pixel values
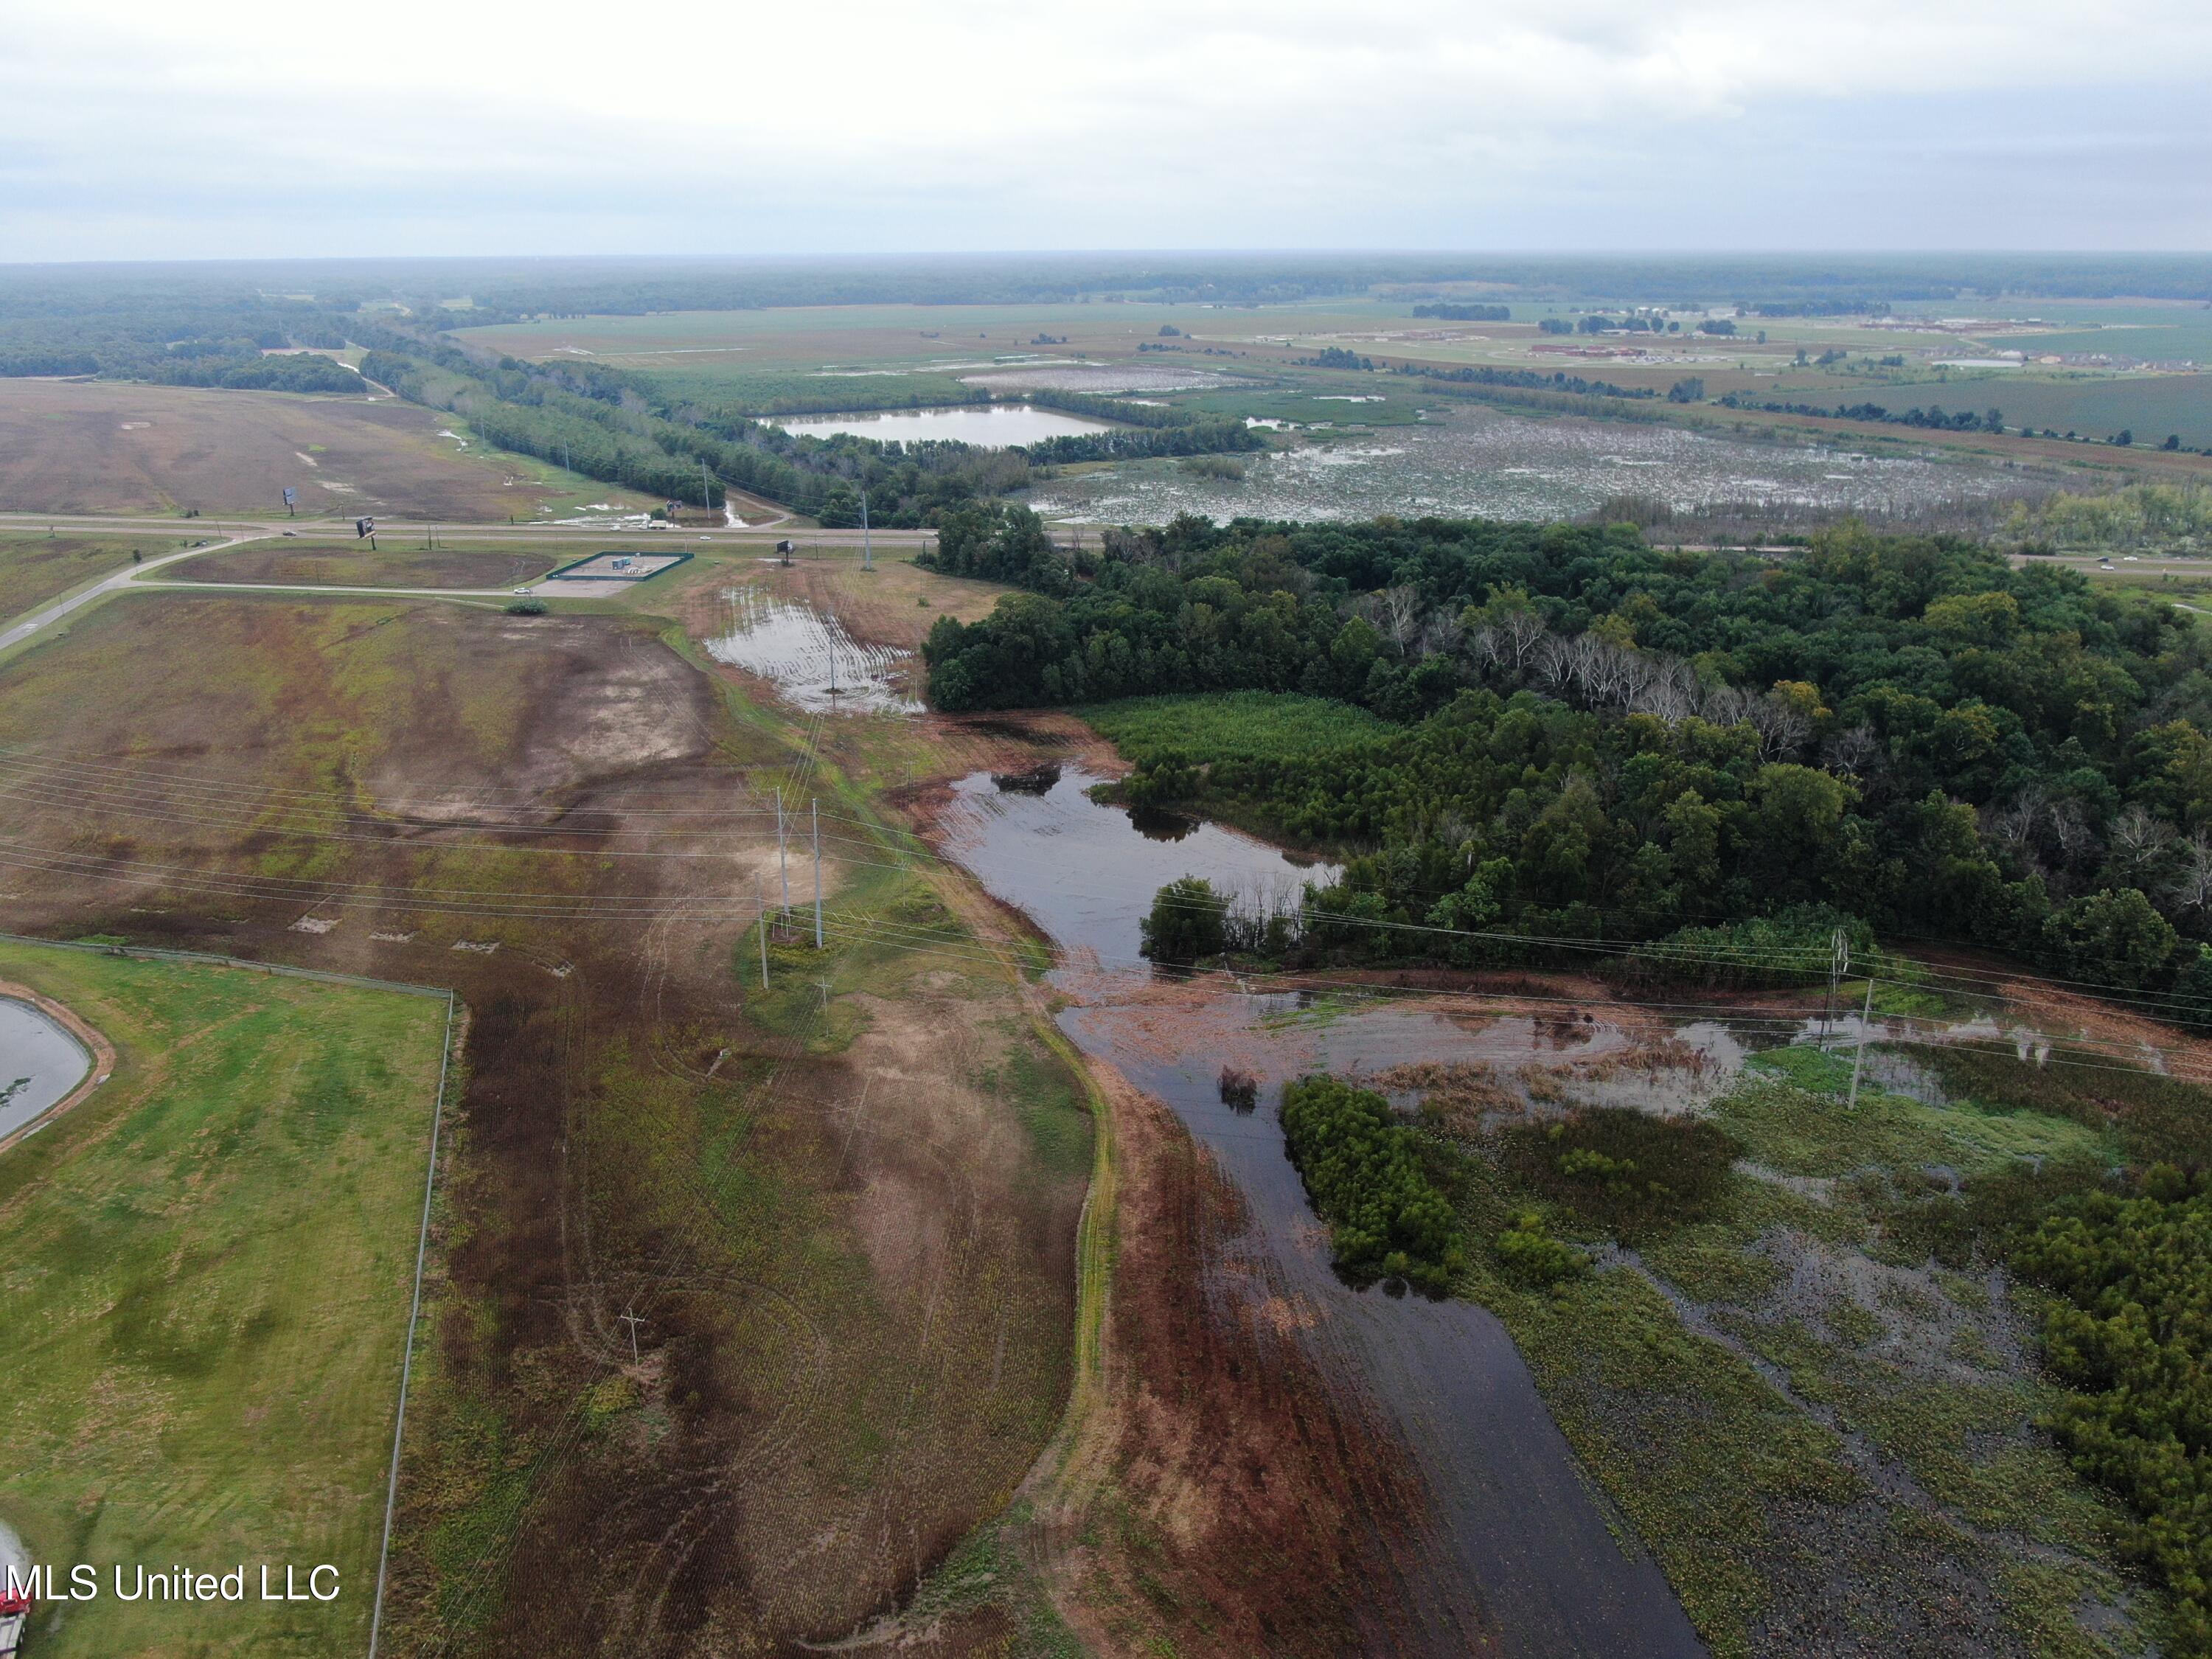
left=0, top=585, right=1092, bottom=1657
left=0, top=378, right=538, bottom=518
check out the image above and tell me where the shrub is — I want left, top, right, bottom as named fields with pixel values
left=2016, top=1174, right=2212, bottom=1654
left=1504, top=1109, right=1740, bottom=1238
left=1279, top=1075, right=1467, bottom=1293
left=1495, top=1211, right=1588, bottom=1287
left=504, top=598, right=548, bottom=616
left=1141, top=875, right=1226, bottom=966
left=1217, top=1065, right=1259, bottom=1110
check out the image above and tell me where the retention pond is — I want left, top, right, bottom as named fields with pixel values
left=1, top=995, right=92, bottom=1143
left=936, top=765, right=1705, bottom=1658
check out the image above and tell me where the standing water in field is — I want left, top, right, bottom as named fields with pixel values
left=935, top=765, right=1707, bottom=1658
left=0, top=996, right=91, bottom=1143
left=706, top=587, right=922, bottom=715
left=1026, top=402, right=2053, bottom=528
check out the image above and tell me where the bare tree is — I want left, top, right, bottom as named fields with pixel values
left=1821, top=723, right=1879, bottom=778
left=1419, top=607, right=1466, bottom=661
left=1475, top=606, right=1549, bottom=683
left=2048, top=799, right=2098, bottom=869
left=1745, top=690, right=1812, bottom=760
left=1380, top=584, right=1424, bottom=655
left=2166, top=830, right=2212, bottom=917
left=2105, top=804, right=2175, bottom=887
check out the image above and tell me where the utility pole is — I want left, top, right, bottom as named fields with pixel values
left=701, top=458, right=714, bottom=512
left=756, top=876, right=770, bottom=988
left=860, top=480, right=872, bottom=571
left=1824, top=927, right=1849, bottom=1047
left=776, top=789, right=790, bottom=917
left=812, top=798, right=823, bottom=949
left=618, top=1306, right=645, bottom=1365
left=1846, top=977, right=1874, bottom=1110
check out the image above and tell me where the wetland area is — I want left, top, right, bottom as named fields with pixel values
left=1028, top=403, right=2060, bottom=527
left=936, top=761, right=1708, bottom=1657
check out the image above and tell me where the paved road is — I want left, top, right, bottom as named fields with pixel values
left=0, top=511, right=939, bottom=547
left=0, top=533, right=260, bottom=652
left=0, top=512, right=945, bottom=655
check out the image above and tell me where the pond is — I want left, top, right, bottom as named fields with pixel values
left=933, top=764, right=1706, bottom=1658
left=1026, top=401, right=2051, bottom=528
left=1, top=995, right=92, bottom=1144
left=769, top=403, right=1113, bottom=446
left=936, top=765, right=1333, bottom=969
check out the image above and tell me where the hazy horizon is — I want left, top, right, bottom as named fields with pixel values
left=6, top=0, right=2208, bottom=263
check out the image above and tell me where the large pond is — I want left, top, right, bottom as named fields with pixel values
left=1, top=996, right=91, bottom=1143
left=935, top=764, right=1705, bottom=1658
left=1026, top=401, right=2048, bottom=527
left=769, top=403, right=1112, bottom=446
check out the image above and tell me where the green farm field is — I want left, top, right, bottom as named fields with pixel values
left=0, top=939, right=448, bottom=1658
left=0, top=530, right=195, bottom=617
left=165, top=540, right=561, bottom=590
left=1879, top=373, right=2212, bottom=449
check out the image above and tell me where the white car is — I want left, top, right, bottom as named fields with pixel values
left=512, top=587, right=534, bottom=595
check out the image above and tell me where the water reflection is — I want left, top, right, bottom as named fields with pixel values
left=1128, top=804, right=1197, bottom=842
left=933, top=766, right=1707, bottom=1657
left=937, top=765, right=1335, bottom=970
left=705, top=587, right=922, bottom=715
left=0, top=997, right=91, bottom=1143
left=771, top=403, right=1112, bottom=446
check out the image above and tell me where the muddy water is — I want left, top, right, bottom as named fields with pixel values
left=705, top=586, right=922, bottom=714
left=937, top=768, right=1705, bottom=1658
left=0, top=996, right=91, bottom=1143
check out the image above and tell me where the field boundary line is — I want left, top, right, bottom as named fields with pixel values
left=368, top=988, right=458, bottom=1659
left=0, top=931, right=451, bottom=999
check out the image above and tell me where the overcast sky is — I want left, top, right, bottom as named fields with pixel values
left=3, top=0, right=2208, bottom=262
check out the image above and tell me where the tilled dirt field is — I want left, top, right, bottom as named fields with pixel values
left=0, top=585, right=1092, bottom=1658
left=0, top=378, right=539, bottom=518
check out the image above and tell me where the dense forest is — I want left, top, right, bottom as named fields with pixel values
left=922, top=509, right=2212, bottom=1006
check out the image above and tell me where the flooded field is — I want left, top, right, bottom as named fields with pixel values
left=959, top=364, right=1235, bottom=396
left=769, top=403, right=1112, bottom=445
left=934, top=764, right=1706, bottom=1658
left=0, top=995, right=91, bottom=1142
left=704, top=585, right=921, bottom=714
left=1027, top=403, right=2053, bottom=526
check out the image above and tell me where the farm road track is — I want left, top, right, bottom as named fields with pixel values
left=0, top=512, right=942, bottom=655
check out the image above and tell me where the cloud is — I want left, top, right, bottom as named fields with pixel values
left=0, top=0, right=2205, bottom=257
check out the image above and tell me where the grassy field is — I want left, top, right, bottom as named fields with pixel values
left=166, top=541, right=561, bottom=590
left=0, top=530, right=195, bottom=617
left=0, top=939, right=448, bottom=1658
left=1079, top=690, right=1392, bottom=763
left=1877, top=372, right=2212, bottom=449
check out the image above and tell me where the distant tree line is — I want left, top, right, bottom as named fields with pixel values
left=1392, top=364, right=1660, bottom=401
left=1717, top=392, right=2006, bottom=433
left=1411, top=303, right=1512, bottom=321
